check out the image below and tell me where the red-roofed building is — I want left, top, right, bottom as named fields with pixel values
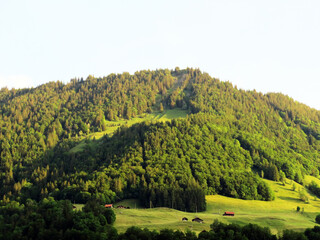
left=105, top=204, right=113, bottom=208
left=223, top=211, right=234, bottom=216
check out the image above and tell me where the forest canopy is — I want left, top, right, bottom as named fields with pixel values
left=0, top=68, right=320, bottom=211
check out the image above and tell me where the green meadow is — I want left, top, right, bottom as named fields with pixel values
left=113, top=178, right=320, bottom=235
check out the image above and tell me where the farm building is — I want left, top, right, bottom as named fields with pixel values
left=105, top=204, right=113, bottom=208
left=182, top=217, right=188, bottom=221
left=116, top=205, right=130, bottom=209
left=192, top=217, right=203, bottom=223
left=223, top=211, right=234, bottom=216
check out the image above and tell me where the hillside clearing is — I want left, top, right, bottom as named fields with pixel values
left=69, top=108, right=188, bottom=153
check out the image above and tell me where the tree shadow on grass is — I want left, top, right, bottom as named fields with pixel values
left=277, top=196, right=301, bottom=203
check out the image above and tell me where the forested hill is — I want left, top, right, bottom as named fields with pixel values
left=1, top=68, right=320, bottom=211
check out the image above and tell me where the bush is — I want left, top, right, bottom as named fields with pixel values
left=282, top=229, right=308, bottom=240
left=316, top=214, right=320, bottom=224
left=299, top=189, right=309, bottom=203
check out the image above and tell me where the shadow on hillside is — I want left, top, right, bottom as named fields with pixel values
left=44, top=121, right=161, bottom=174
left=277, top=196, right=301, bottom=202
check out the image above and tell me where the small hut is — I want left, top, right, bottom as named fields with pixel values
left=192, top=217, right=203, bottom=223
left=223, top=211, right=234, bottom=216
left=105, top=204, right=113, bottom=208
left=182, top=217, right=188, bottom=221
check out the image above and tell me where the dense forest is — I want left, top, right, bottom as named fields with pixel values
left=0, top=198, right=116, bottom=240
left=1, top=68, right=320, bottom=212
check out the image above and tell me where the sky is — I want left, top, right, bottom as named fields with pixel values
left=0, top=1, right=320, bottom=109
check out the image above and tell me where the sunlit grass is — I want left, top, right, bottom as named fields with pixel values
left=69, top=108, right=188, bottom=153
left=114, top=178, right=320, bottom=234
left=304, top=175, right=320, bottom=186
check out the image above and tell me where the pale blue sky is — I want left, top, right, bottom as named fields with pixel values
left=1, top=1, right=320, bottom=109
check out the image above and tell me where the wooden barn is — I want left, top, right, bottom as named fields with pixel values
left=223, top=211, right=234, bottom=216
left=105, top=204, right=113, bottom=208
left=192, top=217, right=203, bottom=223
left=116, top=205, right=130, bottom=209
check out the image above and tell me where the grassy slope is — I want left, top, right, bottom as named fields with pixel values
left=304, top=175, right=320, bottom=186
left=113, top=179, right=320, bottom=234
left=69, top=108, right=188, bottom=154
